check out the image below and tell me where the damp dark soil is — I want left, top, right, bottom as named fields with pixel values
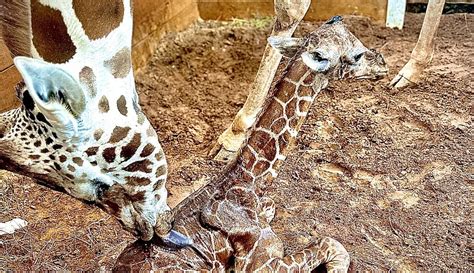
left=1, top=13, right=472, bottom=271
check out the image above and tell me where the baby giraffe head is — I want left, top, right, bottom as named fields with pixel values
left=268, top=16, right=388, bottom=80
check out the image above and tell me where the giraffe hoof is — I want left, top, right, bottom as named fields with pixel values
left=160, top=230, right=194, bottom=249
left=389, top=74, right=413, bottom=89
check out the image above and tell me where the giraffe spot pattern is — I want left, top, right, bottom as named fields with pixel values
left=94, top=129, right=104, bottom=141
left=120, top=133, right=141, bottom=160
left=102, top=147, right=116, bottom=163
left=79, top=66, right=97, bottom=97
left=31, top=0, right=76, bottom=63
left=140, top=143, right=155, bottom=157
left=109, top=127, right=131, bottom=143
left=73, top=0, right=124, bottom=40
left=155, top=165, right=167, bottom=178
left=126, top=176, right=152, bottom=186
left=85, top=146, right=99, bottom=157
left=73, top=157, right=84, bottom=166
left=104, top=47, right=131, bottom=78
left=124, top=159, right=152, bottom=173
left=98, top=96, right=110, bottom=113
left=117, top=95, right=128, bottom=116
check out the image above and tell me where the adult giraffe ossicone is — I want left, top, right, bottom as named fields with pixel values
left=114, top=16, right=388, bottom=272
left=0, top=0, right=189, bottom=244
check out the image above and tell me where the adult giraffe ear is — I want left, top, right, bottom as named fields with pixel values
left=268, top=36, right=304, bottom=58
left=14, top=57, right=89, bottom=142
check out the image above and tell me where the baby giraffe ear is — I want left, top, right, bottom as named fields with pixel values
left=268, top=36, right=304, bottom=58
left=14, top=57, right=89, bottom=142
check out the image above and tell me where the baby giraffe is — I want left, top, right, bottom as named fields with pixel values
left=0, top=0, right=186, bottom=244
left=114, top=16, right=388, bottom=272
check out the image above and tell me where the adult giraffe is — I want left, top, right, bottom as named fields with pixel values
left=0, top=0, right=187, bottom=244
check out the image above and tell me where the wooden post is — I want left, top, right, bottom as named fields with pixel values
left=386, top=0, right=407, bottom=29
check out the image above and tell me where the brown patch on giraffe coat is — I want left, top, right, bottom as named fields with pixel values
left=129, top=191, right=146, bottom=203
left=253, top=160, right=270, bottom=176
left=127, top=176, right=152, bottom=186
left=285, top=98, right=297, bottom=117
left=298, top=86, right=313, bottom=97
left=256, top=100, right=284, bottom=129
left=120, top=133, right=141, bottom=160
left=261, top=138, right=277, bottom=162
left=94, top=129, right=104, bottom=141
left=298, top=100, right=312, bottom=114
left=140, top=143, right=155, bottom=157
left=31, top=0, right=76, bottom=63
left=275, top=80, right=296, bottom=103
left=29, top=154, right=41, bottom=160
left=104, top=47, right=131, bottom=78
left=73, top=0, right=124, bottom=40
left=285, top=60, right=307, bottom=82
left=146, top=125, right=156, bottom=137
left=155, top=150, right=165, bottom=161
left=73, top=157, right=84, bottom=166
left=59, top=155, right=67, bottom=163
left=68, top=165, right=76, bottom=172
left=303, top=71, right=316, bottom=85
left=137, top=112, right=146, bottom=125
left=79, top=66, right=97, bottom=97
left=270, top=118, right=287, bottom=135
left=155, top=165, right=167, bottom=178
left=278, top=131, right=292, bottom=154
left=85, top=146, right=99, bottom=157
left=248, top=130, right=271, bottom=152
left=240, top=146, right=256, bottom=170
left=124, top=159, right=153, bottom=173
left=102, top=147, right=116, bottom=163
left=153, top=179, right=166, bottom=191
left=98, top=96, right=110, bottom=113
left=117, top=95, right=128, bottom=116
left=109, top=127, right=131, bottom=143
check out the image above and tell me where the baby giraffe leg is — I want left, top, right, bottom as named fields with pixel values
left=261, top=237, right=350, bottom=272
left=390, top=0, right=445, bottom=88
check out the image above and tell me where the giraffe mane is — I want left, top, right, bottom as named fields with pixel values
left=0, top=0, right=32, bottom=57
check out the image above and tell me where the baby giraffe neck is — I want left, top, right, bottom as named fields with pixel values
left=230, top=58, right=328, bottom=190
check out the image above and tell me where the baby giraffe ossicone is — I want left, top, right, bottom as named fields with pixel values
left=0, top=0, right=187, bottom=244
left=114, top=16, right=388, bottom=272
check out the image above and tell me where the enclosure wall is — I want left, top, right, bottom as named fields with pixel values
left=1, top=0, right=389, bottom=112
left=0, top=0, right=199, bottom=112
left=198, top=0, right=388, bottom=22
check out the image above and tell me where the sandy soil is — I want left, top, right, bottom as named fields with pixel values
left=1, top=13, right=472, bottom=271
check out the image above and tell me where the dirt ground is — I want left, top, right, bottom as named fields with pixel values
left=1, top=13, right=472, bottom=271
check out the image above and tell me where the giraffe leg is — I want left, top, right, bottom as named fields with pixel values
left=389, top=0, right=445, bottom=88
left=261, top=237, right=350, bottom=272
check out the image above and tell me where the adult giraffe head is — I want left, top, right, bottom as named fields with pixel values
left=0, top=0, right=184, bottom=243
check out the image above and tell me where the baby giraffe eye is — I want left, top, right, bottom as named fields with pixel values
left=353, top=53, right=364, bottom=62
